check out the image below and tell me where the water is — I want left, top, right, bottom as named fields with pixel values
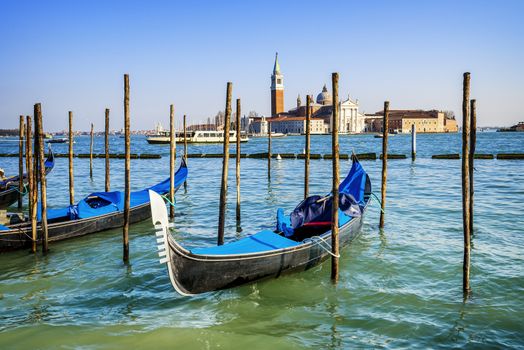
left=0, top=132, right=523, bottom=349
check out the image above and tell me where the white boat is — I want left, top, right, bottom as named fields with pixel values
left=147, top=130, right=249, bottom=144
left=248, top=132, right=287, bottom=138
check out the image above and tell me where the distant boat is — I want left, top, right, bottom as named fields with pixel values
left=147, top=130, right=249, bottom=144
left=249, top=132, right=287, bottom=138
left=45, top=137, right=68, bottom=144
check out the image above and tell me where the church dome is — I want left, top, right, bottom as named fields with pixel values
left=316, top=84, right=332, bottom=105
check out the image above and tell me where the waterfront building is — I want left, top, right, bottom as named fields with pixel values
left=364, top=110, right=458, bottom=133
left=260, top=53, right=366, bottom=134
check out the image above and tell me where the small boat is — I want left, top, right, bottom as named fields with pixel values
left=45, top=137, right=68, bottom=144
left=248, top=132, right=286, bottom=138
left=150, top=155, right=371, bottom=295
left=0, top=158, right=188, bottom=252
left=0, top=148, right=55, bottom=209
left=147, top=130, right=249, bottom=144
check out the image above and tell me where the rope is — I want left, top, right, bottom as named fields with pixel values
left=161, top=194, right=176, bottom=207
left=12, top=184, right=28, bottom=196
left=310, top=235, right=340, bottom=258
left=370, top=192, right=385, bottom=214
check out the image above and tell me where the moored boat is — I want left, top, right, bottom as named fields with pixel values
left=0, top=158, right=188, bottom=252
left=150, top=155, right=371, bottom=295
left=0, top=148, right=55, bottom=209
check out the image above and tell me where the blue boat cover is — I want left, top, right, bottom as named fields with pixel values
left=191, top=230, right=299, bottom=255
left=276, top=159, right=370, bottom=238
left=38, top=160, right=188, bottom=221
left=0, top=224, right=9, bottom=231
left=338, top=159, right=368, bottom=204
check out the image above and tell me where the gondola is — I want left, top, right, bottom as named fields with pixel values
left=0, top=157, right=188, bottom=252
left=150, top=155, right=371, bottom=295
left=0, top=148, right=55, bottom=209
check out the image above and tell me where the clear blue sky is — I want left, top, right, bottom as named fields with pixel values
left=1, top=0, right=522, bottom=131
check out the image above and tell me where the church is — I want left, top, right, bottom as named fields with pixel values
left=252, top=53, right=367, bottom=134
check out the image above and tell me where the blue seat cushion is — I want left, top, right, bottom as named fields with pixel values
left=191, top=230, right=299, bottom=255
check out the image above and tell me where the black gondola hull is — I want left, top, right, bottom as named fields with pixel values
left=0, top=188, right=19, bottom=210
left=164, top=214, right=364, bottom=295
left=0, top=201, right=151, bottom=252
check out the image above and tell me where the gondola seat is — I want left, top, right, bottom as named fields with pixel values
left=191, top=230, right=299, bottom=255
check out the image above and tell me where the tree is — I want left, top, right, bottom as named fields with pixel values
left=444, top=110, right=455, bottom=120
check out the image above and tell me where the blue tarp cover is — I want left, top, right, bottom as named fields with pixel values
left=191, top=230, right=299, bottom=255
left=37, top=160, right=188, bottom=221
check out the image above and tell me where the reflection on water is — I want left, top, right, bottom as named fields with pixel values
left=0, top=133, right=523, bottom=348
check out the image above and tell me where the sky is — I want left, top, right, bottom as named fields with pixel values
left=0, top=0, right=523, bottom=131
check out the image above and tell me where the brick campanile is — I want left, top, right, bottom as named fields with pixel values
left=271, top=52, right=284, bottom=117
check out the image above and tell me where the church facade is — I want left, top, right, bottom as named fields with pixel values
left=265, top=53, right=367, bottom=134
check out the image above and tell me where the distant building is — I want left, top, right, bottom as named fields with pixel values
left=364, top=110, right=458, bottom=133
left=255, top=53, right=366, bottom=134
left=269, top=116, right=325, bottom=134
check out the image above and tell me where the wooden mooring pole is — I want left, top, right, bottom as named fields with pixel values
left=123, top=74, right=130, bottom=262
left=89, top=123, right=94, bottom=179
left=35, top=104, right=49, bottom=254
left=469, top=99, right=476, bottom=234
left=68, top=111, right=74, bottom=205
left=18, top=116, right=24, bottom=209
left=379, top=101, right=389, bottom=229
left=411, top=123, right=416, bottom=161
left=217, top=82, right=232, bottom=246
left=26, top=115, right=36, bottom=253
left=462, top=72, right=471, bottom=295
left=169, top=104, right=175, bottom=219
left=236, top=98, right=241, bottom=224
left=304, top=95, right=311, bottom=199
left=268, top=120, right=271, bottom=180
left=183, top=114, right=187, bottom=191
left=105, top=108, right=110, bottom=192
left=331, top=73, right=340, bottom=283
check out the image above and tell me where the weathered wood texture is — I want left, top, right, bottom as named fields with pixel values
left=18, top=116, right=24, bottom=208
left=89, top=123, right=94, bottom=178
left=462, top=72, right=471, bottom=295
left=469, top=99, right=476, bottom=234
left=218, top=82, right=232, bottom=246
left=268, top=120, right=272, bottom=180
left=411, top=123, right=416, bottom=161
left=379, top=101, right=389, bottom=229
left=35, top=104, right=49, bottom=253
left=331, top=73, right=340, bottom=283
left=305, top=95, right=311, bottom=199
left=169, top=104, right=175, bottom=219
left=123, top=74, right=130, bottom=262
left=69, top=111, right=74, bottom=204
left=183, top=114, right=188, bottom=191
left=105, top=108, right=110, bottom=192
left=26, top=115, right=36, bottom=253
left=236, top=98, right=241, bottom=223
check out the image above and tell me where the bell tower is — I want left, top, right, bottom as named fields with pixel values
left=271, top=52, right=284, bottom=117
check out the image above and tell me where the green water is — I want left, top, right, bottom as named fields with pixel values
left=0, top=133, right=523, bottom=349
